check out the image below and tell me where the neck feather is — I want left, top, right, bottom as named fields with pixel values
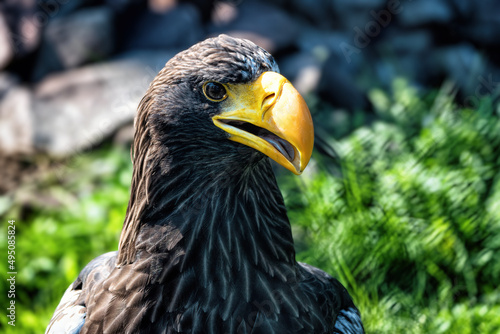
left=118, top=146, right=297, bottom=274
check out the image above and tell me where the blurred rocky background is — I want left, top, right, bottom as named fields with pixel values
left=1, top=0, right=499, bottom=193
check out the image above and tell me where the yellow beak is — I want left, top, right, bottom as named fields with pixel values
left=212, top=72, right=314, bottom=175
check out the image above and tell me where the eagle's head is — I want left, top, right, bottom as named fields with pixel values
left=119, top=35, right=314, bottom=265
left=135, top=34, right=314, bottom=176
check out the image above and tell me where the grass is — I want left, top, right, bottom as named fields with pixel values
left=1, top=80, right=499, bottom=333
left=284, top=80, right=500, bottom=332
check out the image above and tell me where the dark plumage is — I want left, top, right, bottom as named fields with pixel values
left=46, top=35, right=364, bottom=334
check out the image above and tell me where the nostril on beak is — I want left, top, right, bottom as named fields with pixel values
left=262, top=93, right=276, bottom=111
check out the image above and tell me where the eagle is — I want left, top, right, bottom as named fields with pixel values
left=46, top=34, right=364, bottom=334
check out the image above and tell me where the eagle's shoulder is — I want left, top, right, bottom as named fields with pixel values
left=298, top=262, right=365, bottom=334
left=45, top=251, right=118, bottom=334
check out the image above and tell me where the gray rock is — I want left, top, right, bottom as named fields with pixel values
left=381, top=29, right=433, bottom=56
left=32, top=52, right=175, bottom=156
left=436, top=44, right=488, bottom=97
left=472, top=0, right=500, bottom=24
left=318, top=53, right=369, bottom=110
left=374, top=28, right=434, bottom=86
left=288, top=0, right=337, bottom=29
left=372, top=60, right=398, bottom=89
left=0, top=72, right=18, bottom=93
left=458, top=0, right=500, bottom=47
left=0, top=12, right=13, bottom=70
left=32, top=6, right=114, bottom=81
left=334, top=6, right=386, bottom=32
left=2, top=0, right=42, bottom=59
left=377, top=54, right=428, bottom=88
left=48, top=6, right=114, bottom=68
left=298, top=27, right=350, bottom=54
left=112, top=50, right=177, bottom=73
left=284, top=0, right=386, bottom=30
left=209, top=1, right=299, bottom=54
left=279, top=52, right=322, bottom=96
left=459, top=23, right=500, bottom=47
left=296, top=28, right=368, bottom=73
left=335, top=0, right=386, bottom=8
left=399, top=0, right=453, bottom=27
left=112, top=123, right=135, bottom=147
left=0, top=73, right=34, bottom=154
left=448, top=0, right=473, bottom=20
left=120, top=3, right=203, bottom=51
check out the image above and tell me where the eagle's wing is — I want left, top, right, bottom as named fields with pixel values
left=46, top=251, right=118, bottom=334
left=298, top=262, right=364, bottom=334
left=333, top=307, right=365, bottom=334
left=45, top=282, right=85, bottom=334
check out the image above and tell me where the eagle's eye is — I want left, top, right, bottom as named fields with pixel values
left=203, top=82, right=227, bottom=102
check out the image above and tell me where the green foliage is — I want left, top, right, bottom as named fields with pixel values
left=1, top=81, right=499, bottom=333
left=0, top=147, right=132, bottom=333
left=283, top=80, right=500, bottom=333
